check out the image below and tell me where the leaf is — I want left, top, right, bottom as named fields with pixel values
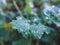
left=13, top=39, right=27, bottom=45
left=10, top=16, right=51, bottom=39
left=0, top=28, right=9, bottom=40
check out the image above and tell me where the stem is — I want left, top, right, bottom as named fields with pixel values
left=36, top=39, right=40, bottom=45
left=0, top=37, right=4, bottom=45
left=27, top=38, right=32, bottom=45
left=29, top=37, right=32, bottom=45
left=12, top=0, right=23, bottom=16
left=27, top=36, right=32, bottom=45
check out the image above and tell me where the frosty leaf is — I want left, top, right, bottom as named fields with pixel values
left=30, top=23, right=50, bottom=39
left=30, top=24, right=43, bottom=39
left=0, top=0, right=7, bottom=8
left=54, top=21, right=60, bottom=27
left=38, top=23, right=50, bottom=34
left=10, top=16, right=51, bottom=39
left=10, top=16, right=30, bottom=38
left=43, top=4, right=60, bottom=25
left=51, top=5, right=60, bottom=16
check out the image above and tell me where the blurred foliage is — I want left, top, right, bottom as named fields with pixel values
left=0, top=0, right=60, bottom=45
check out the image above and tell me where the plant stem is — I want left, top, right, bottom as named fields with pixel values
left=36, top=39, right=40, bottom=45
left=0, top=37, right=4, bottom=45
left=12, top=0, right=23, bottom=16
left=29, top=37, right=32, bottom=45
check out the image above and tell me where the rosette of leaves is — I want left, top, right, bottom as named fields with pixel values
left=42, top=5, right=60, bottom=25
left=10, top=16, right=51, bottom=39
